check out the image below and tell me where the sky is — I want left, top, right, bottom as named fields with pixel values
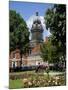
left=9, top=1, right=53, bottom=40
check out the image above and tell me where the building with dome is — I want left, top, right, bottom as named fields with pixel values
left=27, top=12, right=44, bottom=65
left=30, top=12, right=43, bottom=54
left=9, top=12, right=48, bottom=69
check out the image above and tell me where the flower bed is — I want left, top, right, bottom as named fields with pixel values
left=9, top=71, right=66, bottom=88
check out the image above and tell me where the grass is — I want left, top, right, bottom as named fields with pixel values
left=9, top=79, right=23, bottom=89
left=10, top=70, right=36, bottom=75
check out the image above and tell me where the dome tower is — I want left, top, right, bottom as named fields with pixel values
left=31, top=12, right=44, bottom=46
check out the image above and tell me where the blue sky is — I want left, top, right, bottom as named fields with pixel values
left=9, top=1, right=53, bottom=21
left=9, top=1, right=53, bottom=40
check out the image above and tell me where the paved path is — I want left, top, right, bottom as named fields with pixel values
left=10, top=71, right=64, bottom=76
left=44, top=72, right=64, bottom=76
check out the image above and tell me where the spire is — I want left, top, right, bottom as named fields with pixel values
left=36, top=12, right=39, bottom=16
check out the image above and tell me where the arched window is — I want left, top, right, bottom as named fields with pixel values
left=13, top=52, right=15, bottom=58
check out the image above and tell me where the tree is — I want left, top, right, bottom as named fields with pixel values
left=44, top=4, right=66, bottom=65
left=10, top=10, right=25, bottom=32
left=9, top=10, right=29, bottom=66
left=14, top=23, right=29, bottom=66
left=40, top=37, right=59, bottom=64
left=40, top=38, right=52, bottom=63
left=40, top=39, right=55, bottom=75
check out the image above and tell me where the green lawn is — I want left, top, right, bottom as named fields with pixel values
left=9, top=70, right=36, bottom=75
left=9, top=79, right=23, bottom=89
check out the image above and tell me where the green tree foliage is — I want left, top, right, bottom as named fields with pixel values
left=40, top=43, right=49, bottom=62
left=40, top=39, right=53, bottom=63
left=10, top=10, right=26, bottom=32
left=44, top=4, right=66, bottom=63
left=9, top=10, right=29, bottom=66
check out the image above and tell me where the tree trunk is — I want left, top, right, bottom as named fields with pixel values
left=20, top=53, right=22, bottom=68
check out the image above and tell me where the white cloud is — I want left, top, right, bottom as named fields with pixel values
left=26, top=15, right=51, bottom=40
left=26, top=15, right=36, bottom=30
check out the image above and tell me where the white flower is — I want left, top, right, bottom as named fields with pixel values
left=28, top=81, right=32, bottom=86
left=48, top=80, right=51, bottom=83
left=55, top=81, right=58, bottom=85
left=53, top=80, right=55, bottom=83
left=23, top=78, right=28, bottom=83
left=55, top=77, right=59, bottom=80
